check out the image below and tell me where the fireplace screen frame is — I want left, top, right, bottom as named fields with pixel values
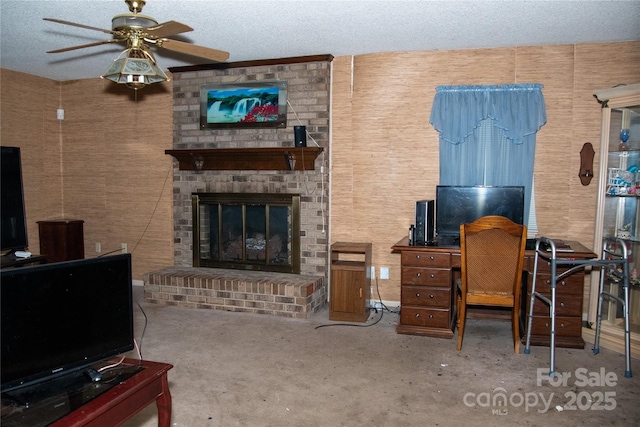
left=192, top=193, right=301, bottom=273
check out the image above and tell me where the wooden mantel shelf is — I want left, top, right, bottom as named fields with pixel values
left=165, top=147, right=324, bottom=171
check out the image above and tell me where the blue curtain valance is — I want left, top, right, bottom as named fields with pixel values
left=429, top=84, right=547, bottom=145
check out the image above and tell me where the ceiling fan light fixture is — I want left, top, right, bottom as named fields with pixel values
left=45, top=0, right=229, bottom=83
left=101, top=46, right=169, bottom=90
left=125, top=0, right=146, bottom=14
left=111, top=14, right=157, bottom=31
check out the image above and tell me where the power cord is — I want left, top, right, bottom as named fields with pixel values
left=314, top=277, right=399, bottom=329
left=314, top=308, right=384, bottom=329
left=97, top=248, right=127, bottom=258
left=372, top=276, right=400, bottom=315
left=128, top=163, right=174, bottom=255
left=134, top=301, right=148, bottom=360
left=286, top=99, right=328, bottom=234
left=96, top=162, right=173, bottom=258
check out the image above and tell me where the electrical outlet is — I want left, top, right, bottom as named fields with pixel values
left=121, top=243, right=127, bottom=254
left=370, top=301, right=385, bottom=311
left=380, top=267, right=389, bottom=280
left=95, top=242, right=101, bottom=253
left=370, top=266, right=375, bottom=280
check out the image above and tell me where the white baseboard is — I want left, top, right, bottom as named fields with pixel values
left=582, top=327, right=640, bottom=360
left=369, top=299, right=400, bottom=311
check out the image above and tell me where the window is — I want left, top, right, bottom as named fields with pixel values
left=430, top=84, right=547, bottom=237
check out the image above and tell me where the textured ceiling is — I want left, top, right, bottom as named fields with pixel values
left=1, top=0, right=639, bottom=82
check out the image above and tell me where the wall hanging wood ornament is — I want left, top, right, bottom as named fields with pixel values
left=579, top=142, right=595, bottom=186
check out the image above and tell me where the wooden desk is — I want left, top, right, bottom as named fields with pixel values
left=1, top=359, right=172, bottom=427
left=392, top=237, right=597, bottom=348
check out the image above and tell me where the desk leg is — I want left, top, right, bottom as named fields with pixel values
left=156, top=373, right=172, bottom=427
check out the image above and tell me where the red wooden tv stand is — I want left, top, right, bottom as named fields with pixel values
left=1, top=359, right=173, bottom=427
left=51, top=359, right=173, bottom=427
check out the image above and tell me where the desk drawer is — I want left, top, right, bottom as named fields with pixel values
left=401, top=251, right=450, bottom=267
left=528, top=293, right=582, bottom=316
left=528, top=316, right=582, bottom=337
left=402, top=286, right=450, bottom=308
left=530, top=272, right=584, bottom=296
left=400, top=307, right=450, bottom=328
left=402, top=267, right=451, bottom=286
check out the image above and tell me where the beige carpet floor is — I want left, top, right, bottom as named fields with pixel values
left=122, top=286, right=640, bottom=427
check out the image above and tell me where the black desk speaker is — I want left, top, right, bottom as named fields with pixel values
left=294, top=126, right=307, bottom=147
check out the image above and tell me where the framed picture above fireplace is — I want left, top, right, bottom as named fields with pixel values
left=199, top=80, right=288, bottom=129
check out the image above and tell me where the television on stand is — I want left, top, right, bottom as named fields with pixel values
left=435, top=185, right=525, bottom=245
left=1, top=254, right=136, bottom=407
left=1, top=146, right=29, bottom=255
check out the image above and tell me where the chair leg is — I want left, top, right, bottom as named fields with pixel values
left=512, top=307, right=520, bottom=354
left=456, top=298, right=466, bottom=351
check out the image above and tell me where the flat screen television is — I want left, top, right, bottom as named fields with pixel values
left=1, top=146, right=29, bottom=253
left=435, top=185, right=525, bottom=238
left=1, top=254, right=135, bottom=393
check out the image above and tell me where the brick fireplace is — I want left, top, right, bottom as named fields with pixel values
left=143, top=55, right=332, bottom=318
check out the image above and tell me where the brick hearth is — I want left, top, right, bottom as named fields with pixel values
left=143, top=267, right=326, bottom=319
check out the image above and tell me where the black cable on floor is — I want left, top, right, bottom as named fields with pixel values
left=373, top=276, right=400, bottom=315
left=314, top=277, right=399, bottom=329
left=135, top=301, right=148, bottom=360
left=314, top=307, right=384, bottom=329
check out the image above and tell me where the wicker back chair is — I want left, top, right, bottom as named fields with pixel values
left=456, top=215, right=527, bottom=353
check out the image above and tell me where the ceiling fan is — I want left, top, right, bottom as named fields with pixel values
left=44, top=0, right=230, bottom=89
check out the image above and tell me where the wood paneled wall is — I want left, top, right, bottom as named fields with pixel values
left=330, top=41, right=640, bottom=301
left=2, top=40, right=639, bottom=295
left=0, top=70, right=174, bottom=280
left=0, top=69, right=63, bottom=252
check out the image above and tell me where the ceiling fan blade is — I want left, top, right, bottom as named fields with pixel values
left=157, top=39, right=229, bottom=62
left=43, top=18, right=117, bottom=35
left=145, top=21, right=193, bottom=38
left=47, top=39, right=124, bottom=54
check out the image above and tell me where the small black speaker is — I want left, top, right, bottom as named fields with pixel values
left=415, top=200, right=434, bottom=245
left=294, top=126, right=307, bottom=147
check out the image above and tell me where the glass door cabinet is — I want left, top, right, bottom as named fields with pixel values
left=591, top=83, right=640, bottom=358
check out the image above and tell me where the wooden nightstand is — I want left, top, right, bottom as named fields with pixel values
left=329, top=242, right=372, bottom=322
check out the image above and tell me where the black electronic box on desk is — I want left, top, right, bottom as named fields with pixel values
left=409, top=185, right=526, bottom=247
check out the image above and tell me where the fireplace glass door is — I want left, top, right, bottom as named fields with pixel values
left=193, top=193, right=300, bottom=273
